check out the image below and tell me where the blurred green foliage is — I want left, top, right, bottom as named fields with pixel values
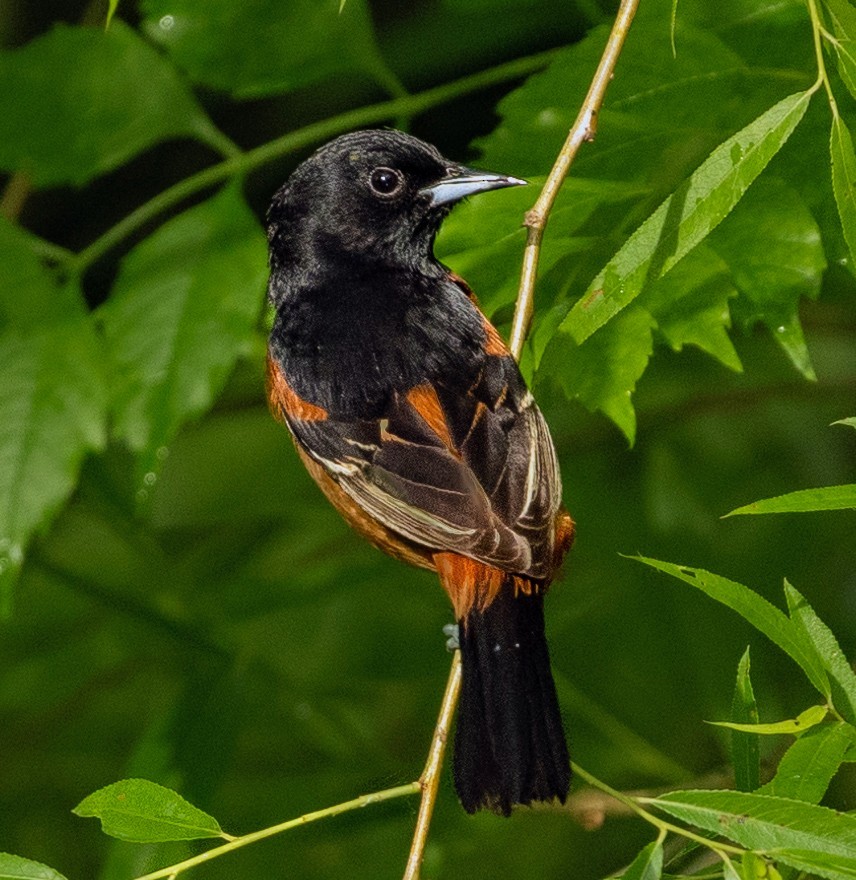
left=0, top=0, right=855, bottom=878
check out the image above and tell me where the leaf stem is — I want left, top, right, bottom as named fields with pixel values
left=403, top=650, right=462, bottom=880
left=573, top=763, right=746, bottom=858
left=66, top=47, right=564, bottom=275
left=132, top=783, right=421, bottom=880
left=0, top=172, right=31, bottom=223
left=18, top=226, right=77, bottom=264
left=199, top=125, right=244, bottom=161
left=806, top=0, right=839, bottom=115
left=508, top=0, right=640, bottom=359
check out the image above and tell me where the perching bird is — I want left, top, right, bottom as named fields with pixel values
left=265, top=129, right=573, bottom=815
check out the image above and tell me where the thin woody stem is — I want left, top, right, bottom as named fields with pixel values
left=403, top=650, right=463, bottom=880
left=132, top=783, right=420, bottom=880
left=403, top=8, right=642, bottom=875
left=508, top=0, right=640, bottom=359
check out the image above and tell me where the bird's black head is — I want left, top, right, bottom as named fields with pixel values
left=266, top=129, right=524, bottom=300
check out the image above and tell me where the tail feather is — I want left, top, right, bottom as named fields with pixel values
left=453, top=583, right=570, bottom=815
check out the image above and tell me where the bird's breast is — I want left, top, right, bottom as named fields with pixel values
left=269, top=275, right=485, bottom=421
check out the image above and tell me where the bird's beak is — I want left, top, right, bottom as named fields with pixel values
left=419, top=166, right=527, bottom=207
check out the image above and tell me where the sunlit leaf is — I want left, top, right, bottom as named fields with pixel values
left=471, top=15, right=814, bottom=430
left=769, top=849, right=856, bottom=880
left=831, top=116, right=856, bottom=270
left=539, top=243, right=744, bottom=435
left=824, top=0, right=856, bottom=101
left=760, top=722, right=856, bottom=803
left=732, top=647, right=760, bottom=792
left=722, top=858, right=742, bottom=880
left=833, top=417, right=856, bottom=430
left=0, top=853, right=68, bottom=880
left=708, top=704, right=828, bottom=734
left=650, top=790, right=856, bottom=876
left=741, top=852, right=784, bottom=880
left=105, top=0, right=120, bottom=28
left=786, top=582, right=856, bottom=724
left=640, top=244, right=741, bottom=371
left=725, top=485, right=856, bottom=516
left=99, top=186, right=266, bottom=480
left=560, top=90, right=813, bottom=344
left=478, top=18, right=795, bottom=181
left=74, top=778, right=225, bottom=842
left=709, top=179, right=824, bottom=379
left=0, top=22, right=222, bottom=186
left=438, top=177, right=639, bottom=320
left=542, top=305, right=654, bottom=443
left=620, top=839, right=663, bottom=880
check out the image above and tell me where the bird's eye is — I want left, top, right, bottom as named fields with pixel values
left=369, top=167, right=404, bottom=196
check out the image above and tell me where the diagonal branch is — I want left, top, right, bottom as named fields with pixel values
left=508, top=0, right=641, bottom=359
left=131, top=783, right=421, bottom=880
left=402, top=650, right=463, bottom=880
left=404, top=6, right=641, bottom=877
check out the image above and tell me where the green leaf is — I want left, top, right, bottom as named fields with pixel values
left=478, top=18, right=796, bottom=181
left=732, top=647, right=760, bottom=792
left=474, top=15, right=811, bottom=427
left=709, top=704, right=828, bottom=734
left=0, top=222, right=107, bottom=612
left=632, top=557, right=831, bottom=700
left=0, top=22, right=221, bottom=186
left=831, top=117, right=856, bottom=271
left=833, top=417, right=856, bottom=430
left=709, top=179, right=824, bottom=379
left=725, top=485, right=856, bottom=516
left=540, top=244, right=742, bottom=437
left=650, top=790, right=856, bottom=876
left=140, top=0, right=385, bottom=99
left=785, top=582, right=856, bottom=724
left=742, top=852, right=784, bottom=880
left=73, top=778, right=225, bottom=842
left=99, top=186, right=267, bottom=480
left=0, top=219, right=61, bottom=329
left=769, top=849, right=856, bottom=880
left=824, top=0, right=856, bottom=101
left=0, top=853, right=68, bottom=880
left=438, top=177, right=638, bottom=321
left=105, top=0, right=120, bottom=28
left=438, top=179, right=543, bottom=320
left=620, top=839, right=663, bottom=880
left=560, top=90, right=813, bottom=344
left=760, top=722, right=856, bottom=803
left=542, top=305, right=655, bottom=443
left=722, top=858, right=742, bottom=880
left=639, top=244, right=742, bottom=372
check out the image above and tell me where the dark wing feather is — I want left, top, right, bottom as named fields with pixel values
left=285, top=353, right=561, bottom=578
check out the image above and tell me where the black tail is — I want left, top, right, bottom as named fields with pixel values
left=453, top=585, right=570, bottom=815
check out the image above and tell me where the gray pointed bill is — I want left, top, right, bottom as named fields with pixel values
left=420, top=166, right=527, bottom=207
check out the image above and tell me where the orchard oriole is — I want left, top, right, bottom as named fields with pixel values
left=265, top=130, right=573, bottom=815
